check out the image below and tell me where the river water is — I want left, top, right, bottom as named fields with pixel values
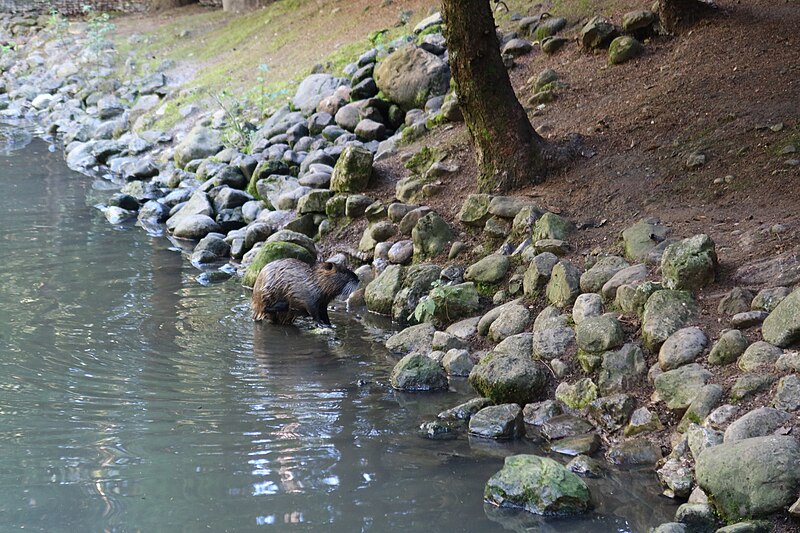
left=0, top=129, right=676, bottom=532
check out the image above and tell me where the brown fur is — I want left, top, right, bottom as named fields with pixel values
left=251, top=258, right=359, bottom=326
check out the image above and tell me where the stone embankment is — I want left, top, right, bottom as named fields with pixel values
left=1, top=8, right=798, bottom=532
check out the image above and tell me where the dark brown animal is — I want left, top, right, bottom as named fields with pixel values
left=251, top=258, right=360, bottom=326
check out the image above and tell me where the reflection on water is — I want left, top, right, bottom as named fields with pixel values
left=0, top=133, right=677, bottom=532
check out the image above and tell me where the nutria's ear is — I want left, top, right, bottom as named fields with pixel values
left=323, top=262, right=335, bottom=271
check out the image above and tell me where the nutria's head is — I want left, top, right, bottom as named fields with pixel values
left=313, top=261, right=360, bottom=299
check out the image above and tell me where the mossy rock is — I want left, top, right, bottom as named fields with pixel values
left=608, top=36, right=644, bottom=65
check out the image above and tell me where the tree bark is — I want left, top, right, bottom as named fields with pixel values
left=441, top=0, right=548, bottom=193
left=658, top=0, right=715, bottom=34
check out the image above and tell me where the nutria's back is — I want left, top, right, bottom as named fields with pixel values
left=251, top=259, right=359, bottom=325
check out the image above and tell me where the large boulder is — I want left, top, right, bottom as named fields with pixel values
left=696, top=436, right=800, bottom=522
left=641, top=290, right=698, bottom=351
left=484, top=455, right=591, bottom=515
left=390, top=353, right=448, bottom=391
left=292, top=73, right=347, bottom=116
left=365, top=265, right=404, bottom=315
left=414, top=282, right=481, bottom=326
left=761, top=287, right=800, bottom=347
left=469, top=352, right=549, bottom=405
left=174, top=126, right=223, bottom=168
left=374, top=45, right=451, bottom=111
left=242, top=242, right=315, bottom=288
left=661, top=234, right=718, bottom=292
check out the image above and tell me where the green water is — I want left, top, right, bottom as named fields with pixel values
left=0, top=132, right=675, bottom=532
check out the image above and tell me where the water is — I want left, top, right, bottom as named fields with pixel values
left=0, top=130, right=677, bottom=532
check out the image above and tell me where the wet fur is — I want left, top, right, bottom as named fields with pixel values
left=251, top=259, right=359, bottom=326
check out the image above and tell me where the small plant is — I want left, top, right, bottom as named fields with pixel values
left=0, top=41, right=15, bottom=55
left=255, top=63, right=269, bottom=116
left=47, top=7, right=69, bottom=37
left=212, top=90, right=254, bottom=152
left=82, top=4, right=115, bottom=51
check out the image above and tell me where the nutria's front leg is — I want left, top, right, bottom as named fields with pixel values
left=307, top=302, right=332, bottom=327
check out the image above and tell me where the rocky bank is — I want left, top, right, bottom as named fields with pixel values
left=1, top=5, right=798, bottom=532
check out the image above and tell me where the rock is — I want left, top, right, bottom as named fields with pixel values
left=654, top=364, right=712, bottom=410
left=641, top=290, right=698, bottom=351
left=762, top=287, right=800, bottom=347
left=501, top=38, right=533, bottom=57
left=580, top=16, right=618, bottom=50
left=484, top=455, right=591, bottom=515
left=580, top=256, right=629, bottom=293
left=696, top=436, right=800, bottom=521
left=730, top=374, right=776, bottom=402
left=624, top=407, right=663, bottom=436
left=458, top=194, right=492, bottom=226
left=705, top=404, right=741, bottom=431
left=608, top=36, right=644, bottom=64
left=374, top=45, right=450, bottom=111
left=576, top=315, right=624, bottom=353
left=597, top=343, right=647, bottom=394
left=658, top=327, right=708, bottom=371
left=687, top=423, right=723, bottom=460
left=678, top=384, right=723, bottom=432
left=469, top=352, right=549, bottom=405
left=548, top=433, right=600, bottom=456
left=531, top=212, right=573, bottom=242
left=674, top=502, right=718, bottom=532
left=292, top=73, right=346, bottom=116
left=412, top=212, right=453, bottom=260
left=708, top=329, right=749, bottom=365
left=488, top=303, right=530, bottom=343
left=731, top=310, right=768, bottom=329
left=658, top=440, right=694, bottom=499
left=174, top=126, right=223, bottom=168
left=545, top=261, right=582, bottom=308
left=241, top=241, right=315, bottom=288
left=533, top=306, right=568, bottom=331
left=540, top=415, right=594, bottom=441
left=774, top=375, right=800, bottom=411
left=531, top=326, right=576, bottom=361
left=776, top=351, right=800, bottom=372
left=416, top=282, right=481, bottom=326
left=651, top=524, right=686, bottom=533
left=365, top=265, right=404, bottom=315
left=715, top=522, right=772, bottom=533
left=391, top=264, right=441, bottom=323
left=414, top=12, right=443, bottom=33
left=615, top=280, right=661, bottom=316
left=555, top=378, right=598, bottom=410
left=587, top=393, right=635, bottom=432
left=601, top=263, right=648, bottom=301
left=738, top=341, right=783, bottom=371
left=724, top=407, right=792, bottom=443
left=523, top=400, right=562, bottom=426
left=465, top=254, right=510, bottom=284
left=266, top=230, right=317, bottom=257
left=354, top=118, right=386, bottom=141
left=735, top=251, right=800, bottom=287
left=718, top=287, right=754, bottom=315
left=661, top=234, right=718, bottom=292
left=172, top=214, right=221, bottom=240
left=606, top=439, right=662, bottom=465
left=438, top=397, right=492, bottom=422
left=329, top=145, right=373, bottom=193
left=622, top=10, right=657, bottom=32
left=446, top=317, right=481, bottom=340
left=622, top=218, right=669, bottom=262
left=523, top=252, right=559, bottom=296
left=566, top=455, right=605, bottom=478
left=571, top=293, right=603, bottom=325
left=442, top=348, right=474, bottom=377
left=751, top=286, right=791, bottom=313
left=532, top=15, right=568, bottom=41
left=386, top=323, right=436, bottom=355
left=390, top=353, right=448, bottom=391
left=469, top=404, right=524, bottom=439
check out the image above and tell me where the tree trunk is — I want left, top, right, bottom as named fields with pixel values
left=658, top=0, right=715, bottom=34
left=441, top=0, right=547, bottom=193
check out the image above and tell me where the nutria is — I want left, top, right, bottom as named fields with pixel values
left=251, top=258, right=360, bottom=326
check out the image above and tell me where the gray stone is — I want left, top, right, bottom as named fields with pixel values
left=458, top=194, right=492, bottom=226
left=738, top=341, right=783, bottom=371
left=572, top=293, right=603, bottom=324
left=292, top=73, right=347, bottom=116
left=674, top=502, right=718, bottom=532
left=641, top=290, right=698, bottom=351
left=654, top=364, right=712, bottom=410
left=624, top=407, right=663, bottom=436
left=731, top=310, right=768, bottom=329
left=488, top=303, right=531, bottom=343
left=385, top=322, right=435, bottom=355
left=705, top=404, right=740, bottom=431
left=730, top=374, right=776, bottom=401
left=416, top=282, right=481, bottom=326
left=606, top=439, right=662, bottom=465
left=576, top=314, right=624, bottom=353
left=469, top=404, right=524, bottom=439
left=374, top=45, right=450, bottom=111
left=365, top=264, right=404, bottom=315
left=776, top=351, right=800, bottom=372
left=501, top=38, right=533, bottom=57
left=437, top=397, right=492, bottom=422
left=621, top=10, right=657, bottom=32
left=446, top=317, right=481, bottom=340
left=555, top=378, right=598, bottom=410
left=774, top=374, right=800, bottom=411
left=469, top=352, right=549, bottom=405
left=412, top=212, right=453, bottom=260
left=523, top=252, right=559, bottom=296
left=718, top=287, right=754, bottom=315
left=532, top=212, right=573, bottom=241
left=442, top=349, right=474, bottom=377
left=465, top=254, right=510, bottom=284
left=608, top=36, right=644, bottom=65
left=546, top=261, right=582, bottom=307
left=531, top=327, right=576, bottom=360
left=540, top=414, right=594, bottom=440
left=484, top=454, right=591, bottom=515
left=621, top=218, right=669, bottom=262
left=751, top=286, right=791, bottom=313
left=566, top=455, right=605, bottom=478
left=580, top=255, right=629, bottom=293
left=661, top=234, right=718, bottom=292
left=686, top=423, right=723, bottom=460
left=548, top=433, right=600, bottom=456
left=724, top=407, right=792, bottom=443
left=580, top=15, right=618, bottom=50
left=678, top=384, right=723, bottom=432
left=601, top=263, right=648, bottom=301
left=658, top=327, right=708, bottom=371
left=587, top=393, right=635, bottom=432
left=597, top=343, right=647, bottom=394
left=708, top=329, right=749, bottom=365
left=172, top=214, right=221, bottom=240
left=762, top=287, right=800, bottom=347
left=696, top=436, right=800, bottom=521
left=387, top=240, right=414, bottom=265
left=390, top=352, right=448, bottom=391
left=330, top=145, right=373, bottom=193
left=174, top=126, right=223, bottom=168
left=522, top=400, right=562, bottom=426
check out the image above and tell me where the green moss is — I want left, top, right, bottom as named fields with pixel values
left=404, top=146, right=441, bottom=174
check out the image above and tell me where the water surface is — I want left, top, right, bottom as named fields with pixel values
left=0, top=130, right=676, bottom=532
